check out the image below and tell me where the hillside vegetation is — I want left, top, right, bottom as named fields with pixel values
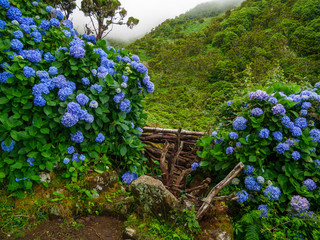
left=128, top=0, right=320, bottom=131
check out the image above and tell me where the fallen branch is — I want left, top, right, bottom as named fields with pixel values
left=160, top=141, right=170, bottom=184
left=143, top=126, right=206, bottom=136
left=212, top=193, right=238, bottom=201
left=196, top=162, right=245, bottom=221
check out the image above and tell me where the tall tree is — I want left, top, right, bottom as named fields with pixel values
left=81, top=0, right=139, bottom=40
left=45, top=0, right=77, bottom=19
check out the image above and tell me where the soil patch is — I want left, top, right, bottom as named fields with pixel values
left=5, top=215, right=124, bottom=240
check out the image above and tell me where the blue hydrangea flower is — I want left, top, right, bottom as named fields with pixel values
left=71, top=131, right=84, bottom=143
left=233, top=116, right=247, bottom=131
left=136, top=127, right=143, bottom=136
left=44, top=52, right=55, bottom=61
left=0, top=0, right=10, bottom=8
left=67, top=146, right=75, bottom=154
left=229, top=132, right=238, bottom=139
left=11, top=39, right=23, bottom=51
left=236, top=190, right=248, bottom=203
left=276, top=142, right=289, bottom=154
left=244, top=165, right=255, bottom=175
left=227, top=100, right=233, bottom=106
left=119, top=99, right=131, bottom=112
left=0, top=71, right=14, bottom=83
left=7, top=6, right=22, bottom=20
left=33, top=95, right=46, bottom=106
left=27, top=157, right=35, bottom=167
left=48, top=66, right=58, bottom=75
left=310, top=128, right=320, bottom=142
left=36, top=71, right=49, bottom=80
left=72, top=153, right=79, bottom=162
left=67, top=102, right=81, bottom=115
left=226, top=146, right=234, bottom=154
left=63, top=158, right=70, bottom=164
left=39, top=20, right=51, bottom=30
left=84, top=113, right=94, bottom=123
left=122, top=75, right=128, bottom=83
left=58, top=87, right=73, bottom=101
left=301, top=102, right=312, bottom=109
left=79, top=154, right=86, bottom=161
left=291, top=195, right=310, bottom=214
left=25, top=49, right=42, bottom=63
left=268, top=97, right=277, bottom=104
left=13, top=30, right=23, bottom=39
left=95, top=133, right=105, bottom=143
left=303, top=179, right=317, bottom=191
left=300, top=110, right=308, bottom=116
left=236, top=142, right=241, bottom=147
left=90, top=84, right=102, bottom=93
left=122, top=171, right=138, bottom=184
left=30, top=31, right=42, bottom=42
left=146, top=81, right=155, bottom=93
left=135, top=63, right=148, bottom=73
left=249, top=90, right=269, bottom=101
left=272, top=131, right=283, bottom=141
left=292, top=151, right=301, bottom=161
left=89, top=100, right=98, bottom=108
left=294, top=117, right=307, bottom=129
left=0, top=19, right=7, bottom=29
left=76, top=93, right=89, bottom=106
left=50, top=18, right=60, bottom=27
left=132, top=55, right=140, bottom=62
left=259, top=128, right=270, bottom=138
left=23, top=66, right=35, bottom=78
left=70, top=45, right=85, bottom=58
left=258, top=204, right=268, bottom=217
left=245, top=176, right=262, bottom=191
left=291, top=127, right=302, bottom=137
left=82, top=77, right=90, bottom=85
left=257, top=176, right=265, bottom=184
left=1, top=140, right=15, bottom=152
left=121, top=82, right=127, bottom=88
left=61, top=112, right=78, bottom=127
left=191, top=162, right=200, bottom=171
left=272, top=104, right=286, bottom=115
left=264, top=185, right=281, bottom=200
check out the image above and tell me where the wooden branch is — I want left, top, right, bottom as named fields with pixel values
left=184, top=183, right=209, bottom=193
left=175, top=168, right=193, bottom=187
left=212, top=193, right=237, bottom=201
left=196, top=162, right=245, bottom=221
left=143, top=127, right=206, bottom=136
left=160, top=141, right=170, bottom=185
left=168, top=140, right=184, bottom=185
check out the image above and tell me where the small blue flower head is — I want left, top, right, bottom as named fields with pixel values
left=76, top=93, right=89, bottom=106
left=227, top=100, right=233, bottom=106
left=309, top=128, right=320, bottom=142
left=1, top=140, right=15, bottom=152
left=33, top=95, right=46, bottom=106
left=303, top=179, right=317, bottom=191
left=268, top=97, right=277, bottom=105
left=48, top=66, right=58, bottom=75
left=191, top=162, right=200, bottom=171
left=226, top=146, right=234, bottom=154
left=122, top=171, right=138, bottom=185
left=44, top=52, right=56, bottom=61
left=251, top=108, right=264, bottom=117
left=122, top=75, right=128, bottom=83
left=32, top=1, right=38, bottom=6
left=79, top=154, right=86, bottom=161
left=70, top=45, right=85, bottom=58
left=90, top=84, right=102, bottom=93
left=13, top=30, right=23, bottom=39
left=67, top=146, right=75, bottom=154
left=264, top=185, right=281, bottom=200
left=244, top=165, right=255, bottom=175
left=276, top=142, right=289, bottom=154
left=67, top=102, right=81, bottom=115
left=63, top=158, right=70, bottom=164
left=7, top=6, right=22, bottom=20
left=27, top=158, right=35, bottom=167
left=233, top=116, right=247, bottom=131
left=245, top=176, right=262, bottom=191
left=301, top=102, right=312, bottom=110
left=300, top=110, right=308, bottom=116
left=71, top=131, right=84, bottom=143
left=272, top=131, right=283, bottom=141
left=291, top=195, right=310, bottom=214
left=258, top=204, right=268, bottom=217
left=72, top=153, right=79, bottom=162
left=61, top=112, right=78, bottom=127
left=291, top=151, right=301, bottom=161
left=36, top=70, right=49, bottom=80
left=50, top=18, right=60, bottom=27
left=82, top=77, right=90, bottom=85
left=89, top=100, right=98, bottom=108
left=132, top=55, right=140, bottom=62
left=11, top=39, right=23, bottom=51
left=259, top=128, right=270, bottom=138
left=136, top=127, right=143, bottom=136
left=0, top=19, right=7, bottom=29
left=272, top=104, right=286, bottom=115
left=23, top=66, right=35, bottom=78
left=249, top=90, right=269, bottom=101
left=236, top=142, right=241, bottom=147
left=294, top=117, right=307, bottom=129
left=291, top=127, right=302, bottom=137
left=0, top=0, right=10, bottom=8
left=229, top=132, right=238, bottom=139
left=95, top=133, right=105, bottom=143
left=236, top=190, right=248, bottom=203
left=257, top=176, right=265, bottom=184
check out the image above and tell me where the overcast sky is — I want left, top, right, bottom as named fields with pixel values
left=72, top=0, right=241, bottom=41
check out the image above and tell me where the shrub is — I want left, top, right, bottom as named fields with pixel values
left=0, top=0, right=154, bottom=192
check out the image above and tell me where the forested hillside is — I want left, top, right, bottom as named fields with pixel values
left=128, top=0, right=320, bottom=131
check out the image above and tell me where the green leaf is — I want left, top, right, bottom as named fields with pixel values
left=120, top=145, right=127, bottom=156
left=0, top=97, right=9, bottom=104
left=0, top=172, right=6, bottom=178
left=40, top=128, right=49, bottom=134
left=11, top=162, right=23, bottom=169
left=105, top=74, right=114, bottom=85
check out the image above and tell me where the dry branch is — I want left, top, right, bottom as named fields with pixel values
left=160, top=141, right=170, bottom=184
left=196, top=162, right=245, bottom=221
left=143, top=126, right=206, bottom=136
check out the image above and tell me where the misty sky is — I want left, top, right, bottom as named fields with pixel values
left=72, top=0, right=240, bottom=41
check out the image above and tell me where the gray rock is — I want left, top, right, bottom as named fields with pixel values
left=122, top=227, right=137, bottom=239
left=131, top=175, right=179, bottom=219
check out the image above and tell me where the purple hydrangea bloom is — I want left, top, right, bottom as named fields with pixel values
left=1, top=140, right=15, bottom=152
left=32, top=84, right=50, bottom=95
left=301, top=102, right=312, bottom=109
left=300, top=110, right=308, bottom=116
left=89, top=100, right=98, bottom=108
left=227, top=100, right=233, bottom=106
left=7, top=6, right=22, bottom=20
left=281, top=116, right=291, bottom=127
left=272, top=131, right=283, bottom=141
left=70, top=45, right=85, bottom=58
left=146, top=81, right=155, bottom=93
left=76, top=93, right=89, bottom=106
left=67, top=102, right=81, bottom=115
left=82, top=77, right=90, bottom=85
left=291, top=127, right=302, bottom=137
left=292, top=151, right=301, bottom=161
left=135, top=63, right=148, bottom=73
left=251, top=108, right=263, bottom=117
left=84, top=113, right=94, bottom=123
left=27, top=158, right=35, bottom=167
left=119, top=99, right=131, bottom=112
left=236, top=142, right=241, bottom=147
left=229, top=132, right=238, bottom=139
left=61, top=112, right=78, bottom=127
left=259, top=128, right=270, bottom=138
left=233, top=116, right=247, bottom=131
left=236, top=190, right=248, bottom=203
left=79, top=154, right=86, bottom=161
left=191, top=162, right=200, bottom=171
left=23, top=66, right=35, bottom=78
left=122, top=75, right=129, bottom=83
left=226, top=146, right=234, bottom=154
left=272, top=104, right=286, bottom=115
left=294, top=117, right=307, bottom=129
left=25, top=49, right=42, bottom=63
left=245, top=176, right=262, bottom=191
left=309, top=128, right=320, bottom=142
left=258, top=204, right=268, bottom=217
left=276, top=142, right=289, bottom=154
left=36, top=70, right=50, bottom=80
left=122, top=171, right=138, bottom=184
left=71, top=131, right=84, bottom=143
left=132, top=55, right=140, bottom=62
left=268, top=97, right=277, bottom=104
left=264, top=185, right=281, bottom=200
left=291, top=196, right=310, bottom=213
left=95, top=133, right=105, bottom=143
left=67, top=146, right=75, bottom=154
left=244, top=165, right=254, bottom=175
left=72, top=153, right=79, bottom=162
left=303, top=179, right=317, bottom=191
left=48, top=66, right=58, bottom=75
left=249, top=90, right=269, bottom=101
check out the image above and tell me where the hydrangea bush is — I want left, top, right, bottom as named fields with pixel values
left=197, top=82, right=320, bottom=217
left=0, top=0, right=154, bottom=192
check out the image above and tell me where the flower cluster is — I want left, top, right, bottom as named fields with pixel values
left=264, top=185, right=281, bottom=200
left=291, top=195, right=310, bottom=214
left=303, top=179, right=317, bottom=191
left=121, top=171, right=138, bottom=185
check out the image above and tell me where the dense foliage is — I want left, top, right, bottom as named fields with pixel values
left=0, top=0, right=153, bottom=192
left=128, top=0, right=320, bottom=131
left=197, top=82, right=320, bottom=239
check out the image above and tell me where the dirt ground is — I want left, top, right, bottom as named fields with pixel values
left=4, top=215, right=124, bottom=240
